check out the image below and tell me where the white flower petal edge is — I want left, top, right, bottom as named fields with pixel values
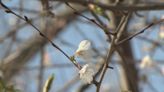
left=161, top=66, right=164, bottom=75
left=79, top=64, right=95, bottom=84
left=75, top=40, right=93, bottom=60
left=77, top=40, right=91, bottom=51
left=159, top=31, right=164, bottom=39
left=159, top=15, right=164, bottom=39
left=140, top=55, right=153, bottom=69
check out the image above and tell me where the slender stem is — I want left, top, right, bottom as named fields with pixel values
left=0, top=0, right=81, bottom=69
left=65, top=2, right=115, bottom=35
left=116, top=19, right=164, bottom=45
left=96, top=13, right=131, bottom=92
left=54, top=0, right=164, bottom=11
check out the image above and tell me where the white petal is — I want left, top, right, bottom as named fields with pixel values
left=140, top=55, right=153, bottom=69
left=159, top=15, right=164, bottom=39
left=75, top=40, right=94, bottom=61
left=76, top=40, right=91, bottom=52
left=159, top=27, right=164, bottom=39
left=79, top=64, right=95, bottom=84
left=161, top=66, right=164, bottom=75
left=161, top=15, right=164, bottom=19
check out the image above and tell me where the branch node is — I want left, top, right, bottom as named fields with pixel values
left=24, top=16, right=29, bottom=22
left=107, top=66, right=114, bottom=69
left=5, top=9, right=11, bottom=13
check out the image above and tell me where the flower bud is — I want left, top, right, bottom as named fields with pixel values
left=140, top=55, right=154, bottom=69
left=75, top=40, right=93, bottom=60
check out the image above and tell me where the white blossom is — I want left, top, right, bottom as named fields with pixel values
left=79, top=64, right=95, bottom=84
left=162, top=15, right=164, bottom=19
left=159, top=26, right=164, bottom=39
left=140, top=55, right=154, bottom=69
left=161, top=66, right=164, bottom=75
left=159, top=15, right=164, bottom=39
left=75, top=40, right=93, bottom=60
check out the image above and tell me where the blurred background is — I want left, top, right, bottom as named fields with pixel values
left=0, top=0, right=164, bottom=92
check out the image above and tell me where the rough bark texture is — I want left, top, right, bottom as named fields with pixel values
left=115, top=14, right=139, bottom=92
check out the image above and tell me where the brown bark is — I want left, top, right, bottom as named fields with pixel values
left=115, top=15, right=139, bottom=92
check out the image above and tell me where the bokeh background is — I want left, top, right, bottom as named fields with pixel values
left=0, top=0, right=164, bottom=92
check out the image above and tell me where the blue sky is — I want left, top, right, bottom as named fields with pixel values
left=0, top=0, right=164, bottom=92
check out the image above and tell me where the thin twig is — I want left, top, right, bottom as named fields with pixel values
left=65, top=2, right=115, bottom=35
left=116, top=19, right=164, bottom=45
left=136, top=35, right=164, bottom=51
left=54, top=0, right=164, bottom=11
left=0, top=0, right=81, bottom=69
left=96, top=12, right=131, bottom=92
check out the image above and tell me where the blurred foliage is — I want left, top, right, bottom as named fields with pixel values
left=43, top=74, right=55, bottom=92
left=0, top=79, right=20, bottom=92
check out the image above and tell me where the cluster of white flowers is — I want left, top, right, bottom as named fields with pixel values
left=140, top=55, right=164, bottom=77
left=140, top=55, right=154, bottom=69
left=75, top=40, right=96, bottom=84
left=79, top=64, right=95, bottom=84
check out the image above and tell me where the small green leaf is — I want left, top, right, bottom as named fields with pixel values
left=70, top=55, right=75, bottom=61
